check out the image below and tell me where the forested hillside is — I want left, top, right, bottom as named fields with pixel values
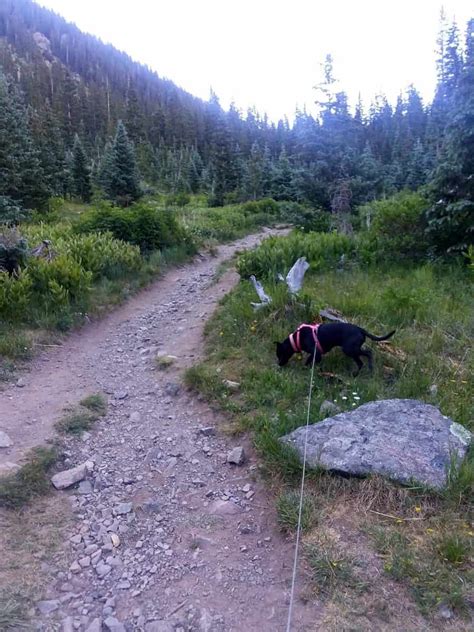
left=0, top=0, right=472, bottom=250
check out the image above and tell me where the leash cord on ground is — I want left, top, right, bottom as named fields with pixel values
left=286, top=351, right=317, bottom=632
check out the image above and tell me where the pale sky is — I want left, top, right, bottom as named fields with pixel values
left=37, top=0, right=472, bottom=122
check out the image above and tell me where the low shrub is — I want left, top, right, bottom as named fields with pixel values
left=357, top=191, right=430, bottom=262
left=0, top=272, right=32, bottom=321
left=237, top=231, right=354, bottom=279
left=279, top=202, right=331, bottom=233
left=27, top=255, right=92, bottom=311
left=75, top=201, right=195, bottom=253
left=242, top=198, right=279, bottom=216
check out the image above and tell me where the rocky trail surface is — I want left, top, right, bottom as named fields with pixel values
left=1, top=229, right=323, bottom=631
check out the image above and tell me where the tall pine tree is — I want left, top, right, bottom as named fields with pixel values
left=72, top=134, right=92, bottom=202
left=0, top=71, right=49, bottom=219
left=426, top=19, right=474, bottom=253
left=101, top=121, right=141, bottom=206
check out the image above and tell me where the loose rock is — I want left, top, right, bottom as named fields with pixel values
left=37, top=599, right=60, bottom=615
left=85, top=619, right=103, bottom=632
left=319, top=400, right=341, bottom=417
left=0, top=431, right=13, bottom=448
left=104, top=617, right=126, bottom=632
left=223, top=379, right=240, bottom=391
left=51, top=461, right=94, bottom=490
left=145, top=621, right=174, bottom=632
left=227, top=446, right=246, bottom=465
left=115, top=502, right=133, bottom=515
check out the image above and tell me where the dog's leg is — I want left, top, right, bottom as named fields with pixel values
left=305, top=349, right=321, bottom=367
left=360, top=348, right=373, bottom=372
left=350, top=355, right=364, bottom=376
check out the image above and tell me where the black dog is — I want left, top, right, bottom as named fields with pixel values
left=276, top=322, right=395, bottom=375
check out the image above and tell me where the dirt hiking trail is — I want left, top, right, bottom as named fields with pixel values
left=1, top=228, right=325, bottom=630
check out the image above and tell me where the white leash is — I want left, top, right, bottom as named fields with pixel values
left=285, top=351, right=317, bottom=632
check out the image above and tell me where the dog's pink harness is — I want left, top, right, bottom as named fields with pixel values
left=289, top=323, right=324, bottom=355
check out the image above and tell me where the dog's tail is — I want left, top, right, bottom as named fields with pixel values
left=362, top=329, right=396, bottom=342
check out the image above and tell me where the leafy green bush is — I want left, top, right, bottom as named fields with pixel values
left=357, top=191, right=430, bottom=261
left=279, top=202, right=331, bottom=233
left=168, top=192, right=191, bottom=207
left=26, top=255, right=92, bottom=313
left=0, top=272, right=32, bottom=320
left=237, top=231, right=354, bottom=278
left=75, top=201, right=195, bottom=253
left=24, top=226, right=142, bottom=280
left=242, top=198, right=279, bottom=215
left=57, top=233, right=141, bottom=279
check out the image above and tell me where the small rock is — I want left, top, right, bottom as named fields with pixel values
left=438, top=604, right=453, bottom=620
left=96, top=562, right=111, bottom=578
left=242, top=483, right=251, bottom=493
left=37, top=599, right=60, bottom=615
left=51, top=461, right=94, bottom=490
left=223, top=379, right=240, bottom=391
left=114, top=390, right=128, bottom=400
left=129, top=412, right=141, bottom=423
left=69, top=560, right=81, bottom=574
left=208, top=499, right=242, bottom=515
left=199, top=426, right=216, bottom=437
left=141, top=500, right=161, bottom=514
left=145, top=622, right=174, bottom=632
left=0, top=431, right=12, bottom=448
left=430, top=384, right=438, bottom=396
left=62, top=617, right=74, bottom=632
left=117, top=580, right=131, bottom=590
left=115, top=502, right=133, bottom=515
left=16, top=378, right=26, bottom=388
left=164, top=382, right=181, bottom=397
left=110, top=533, right=121, bottom=548
left=85, top=619, right=103, bottom=632
left=319, top=400, right=341, bottom=417
left=0, top=461, right=19, bottom=474
left=104, top=616, right=126, bottom=632
left=227, top=446, right=246, bottom=465
left=78, top=480, right=93, bottom=494
left=78, top=556, right=91, bottom=568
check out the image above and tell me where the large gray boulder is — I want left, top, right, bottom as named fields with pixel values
left=280, top=399, right=472, bottom=490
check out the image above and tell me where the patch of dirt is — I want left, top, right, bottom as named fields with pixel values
left=1, top=228, right=328, bottom=630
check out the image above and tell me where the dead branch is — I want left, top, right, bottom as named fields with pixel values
left=250, top=257, right=310, bottom=310
left=30, top=239, right=56, bottom=261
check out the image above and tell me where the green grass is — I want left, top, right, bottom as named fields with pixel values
left=179, top=197, right=280, bottom=245
left=185, top=236, right=473, bottom=621
left=55, top=393, right=107, bottom=434
left=276, top=490, right=317, bottom=534
left=368, top=524, right=472, bottom=615
left=304, top=540, right=362, bottom=595
left=0, top=590, right=30, bottom=630
left=0, top=447, right=59, bottom=509
left=79, top=392, right=107, bottom=415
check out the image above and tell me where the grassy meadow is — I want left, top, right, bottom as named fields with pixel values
left=185, top=226, right=473, bottom=627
